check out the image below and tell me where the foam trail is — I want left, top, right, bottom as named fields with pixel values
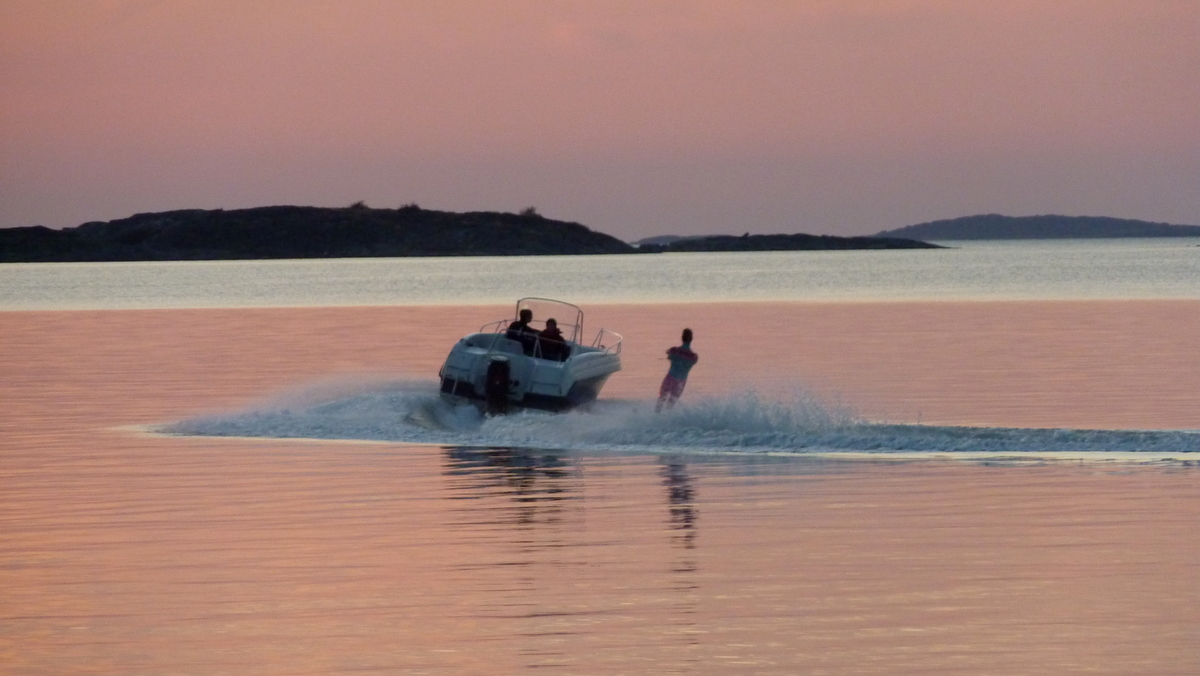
left=160, top=379, right=1200, bottom=460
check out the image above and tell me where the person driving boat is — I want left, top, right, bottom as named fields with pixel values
left=505, top=308, right=538, bottom=355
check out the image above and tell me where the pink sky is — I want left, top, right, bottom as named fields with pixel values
left=2, top=0, right=1198, bottom=238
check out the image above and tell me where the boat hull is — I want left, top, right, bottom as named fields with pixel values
left=436, top=299, right=623, bottom=414
left=439, top=372, right=613, bottom=412
left=438, top=334, right=620, bottom=413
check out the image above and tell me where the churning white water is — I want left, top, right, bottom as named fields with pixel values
left=161, top=378, right=1199, bottom=460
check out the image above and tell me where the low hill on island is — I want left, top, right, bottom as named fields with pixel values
left=1, top=205, right=940, bottom=262
left=0, top=205, right=635, bottom=262
left=876, top=214, right=1200, bottom=240
left=635, top=232, right=941, bottom=252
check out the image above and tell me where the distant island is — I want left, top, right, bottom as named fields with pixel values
left=633, top=233, right=941, bottom=252
left=876, top=214, right=1200, bottom=240
left=0, top=205, right=632, bottom=262
left=0, top=204, right=937, bottom=262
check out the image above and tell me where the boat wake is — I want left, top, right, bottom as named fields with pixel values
left=159, top=379, right=1199, bottom=462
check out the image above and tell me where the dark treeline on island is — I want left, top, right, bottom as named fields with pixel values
left=0, top=204, right=632, bottom=262
left=876, top=214, right=1200, bottom=240
left=635, top=232, right=941, bottom=252
left=0, top=204, right=937, bottom=262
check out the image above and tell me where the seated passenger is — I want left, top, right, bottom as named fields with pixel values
left=538, top=317, right=568, bottom=361
left=505, top=308, right=538, bottom=355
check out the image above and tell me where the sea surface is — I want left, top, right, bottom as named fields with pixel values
left=3, top=237, right=1199, bottom=309
left=3, top=239, right=1199, bottom=674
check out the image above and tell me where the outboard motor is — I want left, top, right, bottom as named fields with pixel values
left=484, top=356, right=511, bottom=416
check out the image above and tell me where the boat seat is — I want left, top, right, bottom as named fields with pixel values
left=493, top=337, right=526, bottom=356
left=463, top=333, right=526, bottom=356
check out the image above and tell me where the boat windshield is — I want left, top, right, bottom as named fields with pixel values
left=514, top=297, right=583, bottom=344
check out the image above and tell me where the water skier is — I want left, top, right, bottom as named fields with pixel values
left=656, top=328, right=698, bottom=412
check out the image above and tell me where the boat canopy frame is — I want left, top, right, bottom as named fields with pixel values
left=471, top=297, right=621, bottom=358
left=512, top=297, right=584, bottom=345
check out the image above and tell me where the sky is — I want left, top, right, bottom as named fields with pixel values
left=2, top=1, right=1198, bottom=239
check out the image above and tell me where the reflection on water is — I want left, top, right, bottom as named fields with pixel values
left=442, top=447, right=578, bottom=528
left=663, top=458, right=698, bottom=548
left=662, top=457, right=698, bottom=568
left=438, top=448, right=706, bottom=670
left=440, top=447, right=588, bottom=670
left=660, top=456, right=701, bottom=660
left=4, top=434, right=1199, bottom=674
left=441, top=444, right=583, bottom=624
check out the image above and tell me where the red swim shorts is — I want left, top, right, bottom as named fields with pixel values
left=658, top=375, right=687, bottom=400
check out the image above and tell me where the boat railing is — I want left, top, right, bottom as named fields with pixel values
left=479, top=319, right=508, bottom=335
left=473, top=321, right=620, bottom=358
left=478, top=318, right=579, bottom=341
left=590, top=329, right=623, bottom=356
left=473, top=319, right=571, bottom=362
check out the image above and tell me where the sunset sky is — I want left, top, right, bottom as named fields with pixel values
left=2, top=1, right=1197, bottom=239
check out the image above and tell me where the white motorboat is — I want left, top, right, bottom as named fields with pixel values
left=438, top=298, right=622, bottom=414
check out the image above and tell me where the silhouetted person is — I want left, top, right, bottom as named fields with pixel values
left=505, top=308, right=538, bottom=355
left=656, top=328, right=698, bottom=412
left=538, top=317, right=567, bottom=361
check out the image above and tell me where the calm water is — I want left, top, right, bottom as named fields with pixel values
left=3, top=242, right=1199, bottom=674
left=2, top=238, right=1199, bottom=309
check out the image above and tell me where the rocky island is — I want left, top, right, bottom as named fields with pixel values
left=0, top=204, right=938, bottom=262
left=876, top=214, right=1200, bottom=240
left=636, top=232, right=941, bottom=252
left=0, top=205, right=633, bottom=262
